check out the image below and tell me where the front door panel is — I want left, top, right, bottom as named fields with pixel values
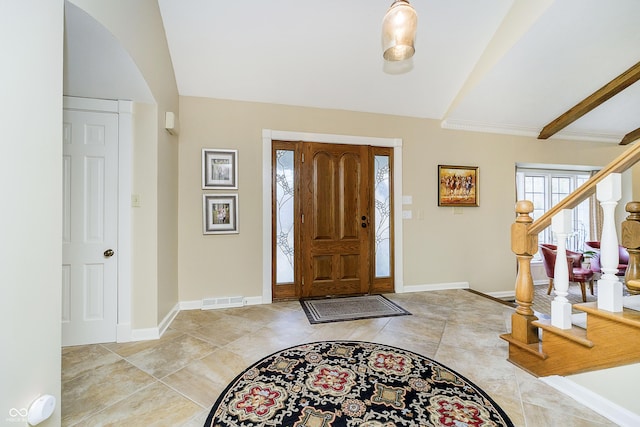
left=301, top=143, right=370, bottom=297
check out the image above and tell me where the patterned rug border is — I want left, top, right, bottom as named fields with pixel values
left=299, top=294, right=411, bottom=324
left=204, top=340, right=514, bottom=427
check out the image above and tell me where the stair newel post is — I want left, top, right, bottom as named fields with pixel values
left=597, top=173, right=623, bottom=312
left=622, top=201, right=640, bottom=295
left=551, top=210, right=573, bottom=329
left=511, top=200, right=539, bottom=344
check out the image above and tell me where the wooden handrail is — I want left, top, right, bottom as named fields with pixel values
left=528, top=142, right=640, bottom=236
left=504, top=141, right=640, bottom=375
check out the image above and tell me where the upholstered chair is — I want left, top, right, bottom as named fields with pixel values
left=539, top=243, right=595, bottom=302
left=584, top=241, right=628, bottom=276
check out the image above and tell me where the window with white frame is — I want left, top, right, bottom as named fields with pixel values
left=516, top=167, right=592, bottom=256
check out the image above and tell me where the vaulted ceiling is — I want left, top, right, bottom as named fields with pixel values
left=66, top=0, right=640, bottom=144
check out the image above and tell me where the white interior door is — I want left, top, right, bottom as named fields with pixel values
left=62, top=108, right=118, bottom=346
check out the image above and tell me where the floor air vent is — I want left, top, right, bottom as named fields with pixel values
left=202, top=296, right=245, bottom=310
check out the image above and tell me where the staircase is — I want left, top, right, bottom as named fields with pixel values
left=501, top=143, right=640, bottom=377
left=502, top=299, right=640, bottom=376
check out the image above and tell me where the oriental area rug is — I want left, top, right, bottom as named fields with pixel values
left=300, top=295, right=411, bottom=324
left=204, top=341, right=514, bottom=427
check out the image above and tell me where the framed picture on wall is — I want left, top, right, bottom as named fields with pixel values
left=203, top=194, right=239, bottom=234
left=438, top=165, right=479, bottom=207
left=202, top=149, right=238, bottom=189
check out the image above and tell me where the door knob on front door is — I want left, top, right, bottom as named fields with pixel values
left=104, top=249, right=114, bottom=258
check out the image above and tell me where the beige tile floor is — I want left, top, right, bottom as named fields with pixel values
left=62, top=290, right=617, bottom=426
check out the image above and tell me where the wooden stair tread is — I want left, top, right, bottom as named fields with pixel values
left=574, top=302, right=640, bottom=329
left=504, top=302, right=640, bottom=376
left=531, top=318, right=594, bottom=348
left=499, top=333, right=547, bottom=359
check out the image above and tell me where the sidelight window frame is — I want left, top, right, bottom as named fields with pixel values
left=271, top=142, right=394, bottom=299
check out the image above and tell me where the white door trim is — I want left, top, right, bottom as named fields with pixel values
left=261, top=129, right=404, bottom=304
left=63, top=96, right=132, bottom=342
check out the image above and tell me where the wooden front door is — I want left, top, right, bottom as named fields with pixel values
left=301, top=143, right=370, bottom=297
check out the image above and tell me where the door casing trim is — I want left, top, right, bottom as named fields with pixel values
left=262, top=129, right=404, bottom=303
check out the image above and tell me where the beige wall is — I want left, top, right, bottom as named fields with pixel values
left=70, top=0, right=180, bottom=328
left=178, top=96, right=627, bottom=301
left=157, top=116, right=180, bottom=322
left=632, top=164, right=640, bottom=201
left=568, top=363, right=640, bottom=415
left=64, top=0, right=639, bottom=325
left=0, top=0, right=63, bottom=424
left=132, top=103, right=159, bottom=327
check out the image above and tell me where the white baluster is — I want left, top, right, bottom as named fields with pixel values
left=551, top=209, right=573, bottom=329
left=597, top=173, right=623, bottom=312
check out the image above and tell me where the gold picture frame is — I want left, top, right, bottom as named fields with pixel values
left=438, top=165, right=479, bottom=207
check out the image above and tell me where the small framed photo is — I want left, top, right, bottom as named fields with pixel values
left=203, top=194, right=238, bottom=234
left=202, top=149, right=238, bottom=189
left=438, top=165, right=479, bottom=207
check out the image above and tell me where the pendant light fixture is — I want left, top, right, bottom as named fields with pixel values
left=381, top=0, right=418, bottom=61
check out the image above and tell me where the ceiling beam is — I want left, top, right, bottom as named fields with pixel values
left=538, top=60, right=640, bottom=140
left=620, top=127, right=640, bottom=145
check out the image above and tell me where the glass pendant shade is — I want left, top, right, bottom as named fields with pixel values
left=381, top=0, right=417, bottom=61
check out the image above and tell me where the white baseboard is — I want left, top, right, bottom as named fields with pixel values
left=158, top=303, right=180, bottom=336
left=126, top=295, right=265, bottom=343
left=116, top=323, right=132, bottom=343
left=244, top=296, right=263, bottom=306
left=202, top=296, right=245, bottom=310
left=129, top=303, right=179, bottom=342
left=540, top=375, right=640, bottom=427
left=180, top=300, right=202, bottom=310
left=180, top=296, right=265, bottom=312
left=130, top=327, right=160, bottom=342
left=486, top=290, right=515, bottom=299
left=401, top=282, right=469, bottom=293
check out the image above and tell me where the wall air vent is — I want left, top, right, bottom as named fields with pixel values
left=201, top=296, right=245, bottom=310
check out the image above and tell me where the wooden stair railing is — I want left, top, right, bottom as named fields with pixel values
left=502, top=141, right=640, bottom=376
left=529, top=141, right=640, bottom=236
left=622, top=201, right=640, bottom=294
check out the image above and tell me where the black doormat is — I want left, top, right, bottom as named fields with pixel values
left=300, top=294, right=411, bottom=324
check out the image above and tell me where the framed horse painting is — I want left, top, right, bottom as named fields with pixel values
left=438, top=165, right=479, bottom=207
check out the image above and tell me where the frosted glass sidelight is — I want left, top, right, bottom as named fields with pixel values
left=374, top=155, right=391, bottom=277
left=275, top=150, right=295, bottom=283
